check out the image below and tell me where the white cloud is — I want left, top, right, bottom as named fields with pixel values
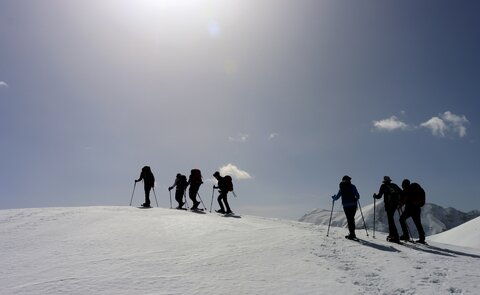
left=421, top=111, right=469, bottom=138
left=442, top=111, right=468, bottom=137
left=218, top=163, right=252, bottom=180
left=268, top=133, right=279, bottom=140
left=0, top=81, right=8, bottom=88
left=372, top=116, right=408, bottom=131
left=228, top=133, right=249, bottom=142
left=421, top=117, right=447, bottom=137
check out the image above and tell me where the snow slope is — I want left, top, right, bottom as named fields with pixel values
left=1, top=206, right=479, bottom=294
left=430, top=216, right=480, bottom=249
left=299, top=201, right=480, bottom=238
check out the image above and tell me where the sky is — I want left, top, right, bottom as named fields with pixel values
left=0, top=0, right=479, bottom=219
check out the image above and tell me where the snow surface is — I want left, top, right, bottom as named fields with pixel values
left=430, top=216, right=480, bottom=249
left=1, top=206, right=479, bottom=295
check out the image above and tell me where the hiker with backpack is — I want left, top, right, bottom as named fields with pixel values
left=374, top=176, right=402, bottom=243
left=332, top=175, right=360, bottom=240
left=399, top=179, right=426, bottom=244
left=213, top=171, right=233, bottom=214
left=169, top=173, right=188, bottom=209
left=187, top=169, right=203, bottom=210
left=135, top=166, right=155, bottom=208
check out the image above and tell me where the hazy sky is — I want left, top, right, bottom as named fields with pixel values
left=1, top=0, right=479, bottom=219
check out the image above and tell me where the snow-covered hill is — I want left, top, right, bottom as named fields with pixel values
left=430, top=216, right=480, bottom=249
left=299, top=201, right=480, bottom=238
left=1, top=206, right=479, bottom=294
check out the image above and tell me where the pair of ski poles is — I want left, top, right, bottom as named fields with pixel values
left=168, top=190, right=190, bottom=209
left=357, top=197, right=412, bottom=240
left=326, top=198, right=369, bottom=237
left=209, top=186, right=238, bottom=213
left=129, top=182, right=159, bottom=207
left=167, top=189, right=207, bottom=210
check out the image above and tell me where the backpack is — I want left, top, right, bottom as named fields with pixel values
left=384, top=183, right=401, bottom=208
left=224, top=175, right=234, bottom=192
left=180, top=175, right=188, bottom=190
left=339, top=182, right=355, bottom=203
left=410, top=183, right=425, bottom=207
left=142, top=166, right=155, bottom=187
left=190, top=169, right=202, bottom=183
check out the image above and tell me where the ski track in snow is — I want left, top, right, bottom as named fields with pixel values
left=0, top=206, right=479, bottom=295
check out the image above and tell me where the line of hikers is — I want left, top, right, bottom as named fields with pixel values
left=134, top=166, right=235, bottom=214
left=332, top=175, right=426, bottom=244
left=133, top=166, right=426, bottom=242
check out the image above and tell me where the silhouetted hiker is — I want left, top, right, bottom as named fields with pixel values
left=399, top=179, right=426, bottom=243
left=374, top=176, right=401, bottom=243
left=135, top=166, right=155, bottom=208
left=332, top=175, right=359, bottom=240
left=169, top=173, right=188, bottom=209
left=213, top=171, right=233, bottom=214
left=187, top=169, right=203, bottom=210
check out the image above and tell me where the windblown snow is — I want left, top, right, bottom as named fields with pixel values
left=1, top=206, right=479, bottom=295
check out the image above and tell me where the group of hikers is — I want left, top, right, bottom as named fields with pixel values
left=134, top=166, right=235, bottom=214
left=333, top=175, right=426, bottom=244
left=133, top=166, right=426, bottom=243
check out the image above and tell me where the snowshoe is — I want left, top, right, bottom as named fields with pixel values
left=415, top=239, right=428, bottom=245
left=386, top=236, right=401, bottom=244
left=345, top=235, right=358, bottom=241
left=191, top=201, right=200, bottom=210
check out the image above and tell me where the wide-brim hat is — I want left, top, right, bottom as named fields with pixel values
left=342, top=175, right=352, bottom=181
left=383, top=176, right=392, bottom=183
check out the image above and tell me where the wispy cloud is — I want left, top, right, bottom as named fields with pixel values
left=268, top=133, right=279, bottom=140
left=228, top=133, right=249, bottom=142
left=421, top=111, right=469, bottom=138
left=372, top=116, right=408, bottom=132
left=420, top=117, right=448, bottom=137
left=219, top=163, right=252, bottom=180
left=0, top=81, right=8, bottom=88
left=373, top=111, right=469, bottom=138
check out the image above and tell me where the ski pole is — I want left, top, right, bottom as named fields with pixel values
left=326, top=199, right=335, bottom=237
left=358, top=199, right=369, bottom=236
left=152, top=187, right=159, bottom=207
left=129, top=182, right=136, bottom=206
left=169, top=190, right=172, bottom=209
left=373, top=198, right=376, bottom=238
left=232, top=191, right=238, bottom=198
left=197, top=193, right=207, bottom=210
left=210, top=186, right=215, bottom=213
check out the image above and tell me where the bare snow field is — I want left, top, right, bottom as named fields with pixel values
left=429, top=216, right=480, bottom=249
left=1, top=206, right=479, bottom=294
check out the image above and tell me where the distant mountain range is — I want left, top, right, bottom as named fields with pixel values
left=299, top=201, right=480, bottom=238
